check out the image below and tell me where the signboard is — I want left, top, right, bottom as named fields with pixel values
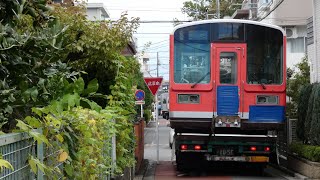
left=135, top=101, right=145, bottom=105
left=135, top=90, right=145, bottom=101
left=144, top=77, right=163, bottom=96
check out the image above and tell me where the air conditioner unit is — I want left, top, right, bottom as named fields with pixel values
left=285, top=27, right=298, bottom=38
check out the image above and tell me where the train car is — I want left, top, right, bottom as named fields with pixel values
left=169, top=19, right=286, bottom=134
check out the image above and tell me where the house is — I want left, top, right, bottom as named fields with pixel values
left=85, top=3, right=138, bottom=56
left=307, top=1, right=320, bottom=83
left=232, top=0, right=313, bottom=69
left=139, top=54, right=153, bottom=77
left=122, top=38, right=138, bottom=57
left=86, top=3, right=110, bottom=21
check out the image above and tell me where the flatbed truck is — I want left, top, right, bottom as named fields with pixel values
left=173, top=132, right=277, bottom=173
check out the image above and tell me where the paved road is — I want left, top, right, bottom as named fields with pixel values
left=143, top=118, right=296, bottom=180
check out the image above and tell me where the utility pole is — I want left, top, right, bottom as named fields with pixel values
left=216, top=0, right=220, bottom=19
left=157, top=52, right=159, bottom=77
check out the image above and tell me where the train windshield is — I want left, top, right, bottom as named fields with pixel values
left=246, top=24, right=283, bottom=85
left=173, top=24, right=211, bottom=84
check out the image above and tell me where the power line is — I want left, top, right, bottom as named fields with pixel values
left=111, top=20, right=191, bottom=23
left=137, top=40, right=169, bottom=48
left=144, top=51, right=169, bottom=53
left=108, top=8, right=181, bottom=12
left=134, top=33, right=170, bottom=34
left=149, top=39, right=169, bottom=45
left=146, top=45, right=169, bottom=51
left=107, top=6, right=181, bottom=10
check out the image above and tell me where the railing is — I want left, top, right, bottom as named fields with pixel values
left=0, top=129, right=117, bottom=180
left=242, top=0, right=258, bottom=10
left=0, top=132, right=36, bottom=179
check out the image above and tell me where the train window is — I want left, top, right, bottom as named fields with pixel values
left=246, top=24, right=283, bottom=85
left=212, top=23, right=245, bottom=42
left=174, top=24, right=211, bottom=84
left=220, top=52, right=237, bottom=84
left=174, top=44, right=210, bottom=84
left=174, top=24, right=210, bottom=43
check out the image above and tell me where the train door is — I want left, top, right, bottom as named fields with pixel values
left=212, top=44, right=246, bottom=126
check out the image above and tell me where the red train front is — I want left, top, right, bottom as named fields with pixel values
left=169, top=19, right=286, bottom=134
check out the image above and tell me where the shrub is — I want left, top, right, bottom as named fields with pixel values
left=296, top=84, right=313, bottom=142
left=144, top=109, right=152, bottom=124
left=290, top=142, right=320, bottom=162
left=304, top=84, right=317, bottom=142
left=309, top=83, right=320, bottom=145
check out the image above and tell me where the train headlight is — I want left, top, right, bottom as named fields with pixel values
left=178, top=94, right=200, bottom=104
left=256, top=95, right=278, bottom=105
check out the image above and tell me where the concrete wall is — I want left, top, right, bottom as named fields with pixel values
left=86, top=8, right=102, bottom=21
left=313, top=0, right=320, bottom=82
left=264, top=0, right=312, bottom=26
left=308, top=43, right=316, bottom=83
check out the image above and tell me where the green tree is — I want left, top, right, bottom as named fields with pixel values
left=0, top=0, right=73, bottom=131
left=1, top=0, right=145, bottom=177
left=51, top=5, right=139, bottom=108
left=181, top=0, right=243, bottom=20
left=287, top=55, right=310, bottom=106
left=296, top=84, right=313, bottom=142
left=309, top=83, right=320, bottom=145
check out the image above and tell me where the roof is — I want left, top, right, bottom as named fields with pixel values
left=171, top=19, right=285, bottom=36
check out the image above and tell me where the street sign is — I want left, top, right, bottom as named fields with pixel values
left=135, top=90, right=145, bottom=101
left=135, top=101, right=145, bottom=105
left=144, top=77, right=163, bottom=96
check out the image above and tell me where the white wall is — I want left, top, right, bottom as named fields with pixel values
left=313, top=0, right=320, bottom=82
left=261, top=0, right=312, bottom=26
left=308, top=43, right=316, bottom=83
left=86, top=8, right=103, bottom=21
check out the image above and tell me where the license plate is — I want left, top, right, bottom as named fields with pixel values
left=216, top=148, right=234, bottom=156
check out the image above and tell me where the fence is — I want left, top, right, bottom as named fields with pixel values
left=134, top=119, right=145, bottom=173
left=0, top=118, right=145, bottom=180
left=0, top=132, right=36, bottom=180
left=0, top=130, right=117, bottom=180
left=288, top=119, right=297, bottom=144
left=276, top=118, right=298, bottom=168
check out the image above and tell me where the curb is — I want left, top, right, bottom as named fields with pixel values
left=143, top=159, right=156, bottom=180
left=268, top=164, right=309, bottom=180
left=134, top=159, right=156, bottom=180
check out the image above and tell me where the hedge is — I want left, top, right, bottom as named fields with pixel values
left=290, top=142, right=320, bottom=162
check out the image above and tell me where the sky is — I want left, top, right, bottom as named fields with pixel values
left=88, top=0, right=190, bottom=80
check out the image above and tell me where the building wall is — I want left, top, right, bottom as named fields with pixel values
left=261, top=0, right=312, bottom=26
left=308, top=43, right=316, bottom=83
left=259, top=0, right=312, bottom=69
left=314, top=0, right=320, bottom=82
left=86, top=8, right=102, bottom=21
